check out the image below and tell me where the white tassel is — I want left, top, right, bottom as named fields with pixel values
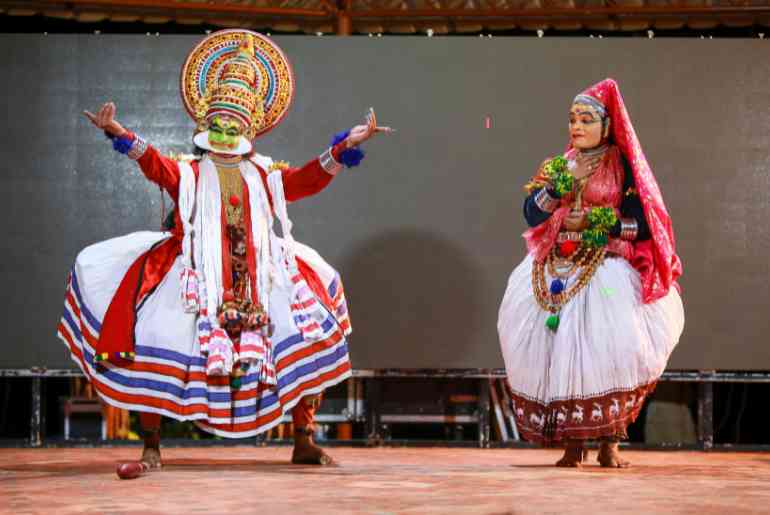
left=290, top=273, right=326, bottom=343
left=196, top=312, right=212, bottom=355
left=179, top=267, right=200, bottom=313
left=239, top=329, right=277, bottom=386
left=239, top=330, right=266, bottom=365
left=206, top=326, right=234, bottom=376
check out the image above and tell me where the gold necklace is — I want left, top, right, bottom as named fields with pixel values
left=214, top=161, right=244, bottom=226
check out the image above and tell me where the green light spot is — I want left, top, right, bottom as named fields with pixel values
left=601, top=287, right=616, bottom=297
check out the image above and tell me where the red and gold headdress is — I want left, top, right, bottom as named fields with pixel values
left=180, top=29, right=295, bottom=141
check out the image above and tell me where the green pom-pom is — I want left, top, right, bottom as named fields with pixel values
left=552, top=172, right=574, bottom=197
left=582, top=227, right=610, bottom=248
left=597, top=233, right=608, bottom=246
left=544, top=156, right=568, bottom=178
left=582, top=228, right=599, bottom=247
left=545, top=314, right=560, bottom=331
left=547, top=156, right=568, bottom=174
left=543, top=156, right=574, bottom=197
left=230, top=377, right=242, bottom=390
left=587, top=206, right=618, bottom=232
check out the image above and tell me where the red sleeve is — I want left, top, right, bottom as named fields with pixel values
left=135, top=144, right=182, bottom=201
left=281, top=142, right=347, bottom=203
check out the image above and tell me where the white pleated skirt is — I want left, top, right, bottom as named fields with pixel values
left=497, top=253, right=684, bottom=443
left=58, top=231, right=352, bottom=438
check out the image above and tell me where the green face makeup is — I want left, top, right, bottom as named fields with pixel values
left=208, top=115, right=243, bottom=150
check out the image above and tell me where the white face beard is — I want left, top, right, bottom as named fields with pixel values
left=193, top=131, right=252, bottom=156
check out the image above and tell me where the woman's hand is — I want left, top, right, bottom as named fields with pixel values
left=563, top=209, right=588, bottom=231
left=83, top=102, right=127, bottom=137
left=344, top=108, right=393, bottom=148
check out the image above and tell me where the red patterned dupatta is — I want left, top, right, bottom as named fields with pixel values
left=524, top=78, right=682, bottom=304
left=579, top=79, right=681, bottom=303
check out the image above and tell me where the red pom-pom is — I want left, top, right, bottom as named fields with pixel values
left=222, top=290, right=235, bottom=302
left=560, top=241, right=578, bottom=257
left=229, top=194, right=240, bottom=207
left=116, top=461, right=145, bottom=480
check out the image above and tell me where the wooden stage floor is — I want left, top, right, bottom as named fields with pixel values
left=1, top=447, right=768, bottom=514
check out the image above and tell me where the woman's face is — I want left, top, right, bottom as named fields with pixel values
left=208, top=115, right=243, bottom=150
left=568, top=103, right=607, bottom=150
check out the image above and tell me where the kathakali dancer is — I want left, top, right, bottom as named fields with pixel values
left=57, top=29, right=391, bottom=469
left=497, top=79, right=684, bottom=467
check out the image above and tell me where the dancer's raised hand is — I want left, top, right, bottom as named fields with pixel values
left=83, top=102, right=127, bottom=137
left=344, top=108, right=394, bottom=147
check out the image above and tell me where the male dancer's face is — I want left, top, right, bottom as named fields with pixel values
left=208, top=115, right=243, bottom=151
left=568, top=103, right=608, bottom=150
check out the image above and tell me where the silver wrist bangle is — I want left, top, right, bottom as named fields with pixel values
left=319, top=147, right=342, bottom=176
left=127, top=135, right=148, bottom=160
left=534, top=188, right=559, bottom=213
left=556, top=231, right=582, bottom=243
left=619, top=217, right=639, bottom=241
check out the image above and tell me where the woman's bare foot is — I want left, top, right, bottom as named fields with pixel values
left=292, top=427, right=333, bottom=465
left=555, top=440, right=587, bottom=467
left=597, top=440, right=630, bottom=468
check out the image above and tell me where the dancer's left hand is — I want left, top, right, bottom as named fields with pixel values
left=345, top=108, right=394, bottom=147
left=564, top=209, right=588, bottom=231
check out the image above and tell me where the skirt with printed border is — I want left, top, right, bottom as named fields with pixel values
left=497, top=254, right=684, bottom=444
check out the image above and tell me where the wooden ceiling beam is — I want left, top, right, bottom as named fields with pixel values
left=345, top=6, right=770, bottom=18
left=0, top=0, right=332, bottom=18
left=2, top=0, right=769, bottom=31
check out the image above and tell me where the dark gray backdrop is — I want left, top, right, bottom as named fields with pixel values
left=1, top=35, right=768, bottom=370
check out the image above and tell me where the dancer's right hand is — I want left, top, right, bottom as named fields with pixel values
left=83, top=102, right=127, bottom=137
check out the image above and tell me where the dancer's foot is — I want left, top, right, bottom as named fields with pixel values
left=140, top=446, right=162, bottom=469
left=292, top=426, right=333, bottom=465
left=140, top=427, right=162, bottom=469
left=555, top=440, right=587, bottom=467
left=597, top=440, right=631, bottom=468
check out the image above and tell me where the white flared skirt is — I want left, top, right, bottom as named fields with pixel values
left=58, top=231, right=352, bottom=438
left=497, top=254, right=684, bottom=443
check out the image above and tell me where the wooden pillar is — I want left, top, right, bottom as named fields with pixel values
left=336, top=12, right=352, bottom=35
left=336, top=0, right=353, bottom=35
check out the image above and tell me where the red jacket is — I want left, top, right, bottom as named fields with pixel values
left=96, top=142, right=345, bottom=360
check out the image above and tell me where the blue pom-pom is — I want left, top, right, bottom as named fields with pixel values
left=550, top=279, right=565, bottom=295
left=331, top=130, right=350, bottom=147
left=112, top=135, right=133, bottom=155
left=330, top=130, right=366, bottom=168
left=340, top=147, right=365, bottom=168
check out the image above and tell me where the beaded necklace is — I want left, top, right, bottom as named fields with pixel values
left=532, top=246, right=606, bottom=315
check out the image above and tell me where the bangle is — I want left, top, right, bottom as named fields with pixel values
left=619, top=217, right=638, bottom=241
left=534, top=188, right=559, bottom=213
left=556, top=231, right=582, bottom=243
left=319, top=147, right=342, bottom=176
left=127, top=134, right=148, bottom=160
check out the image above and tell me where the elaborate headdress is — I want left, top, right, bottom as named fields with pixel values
left=571, top=79, right=682, bottom=303
left=180, top=29, right=295, bottom=153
